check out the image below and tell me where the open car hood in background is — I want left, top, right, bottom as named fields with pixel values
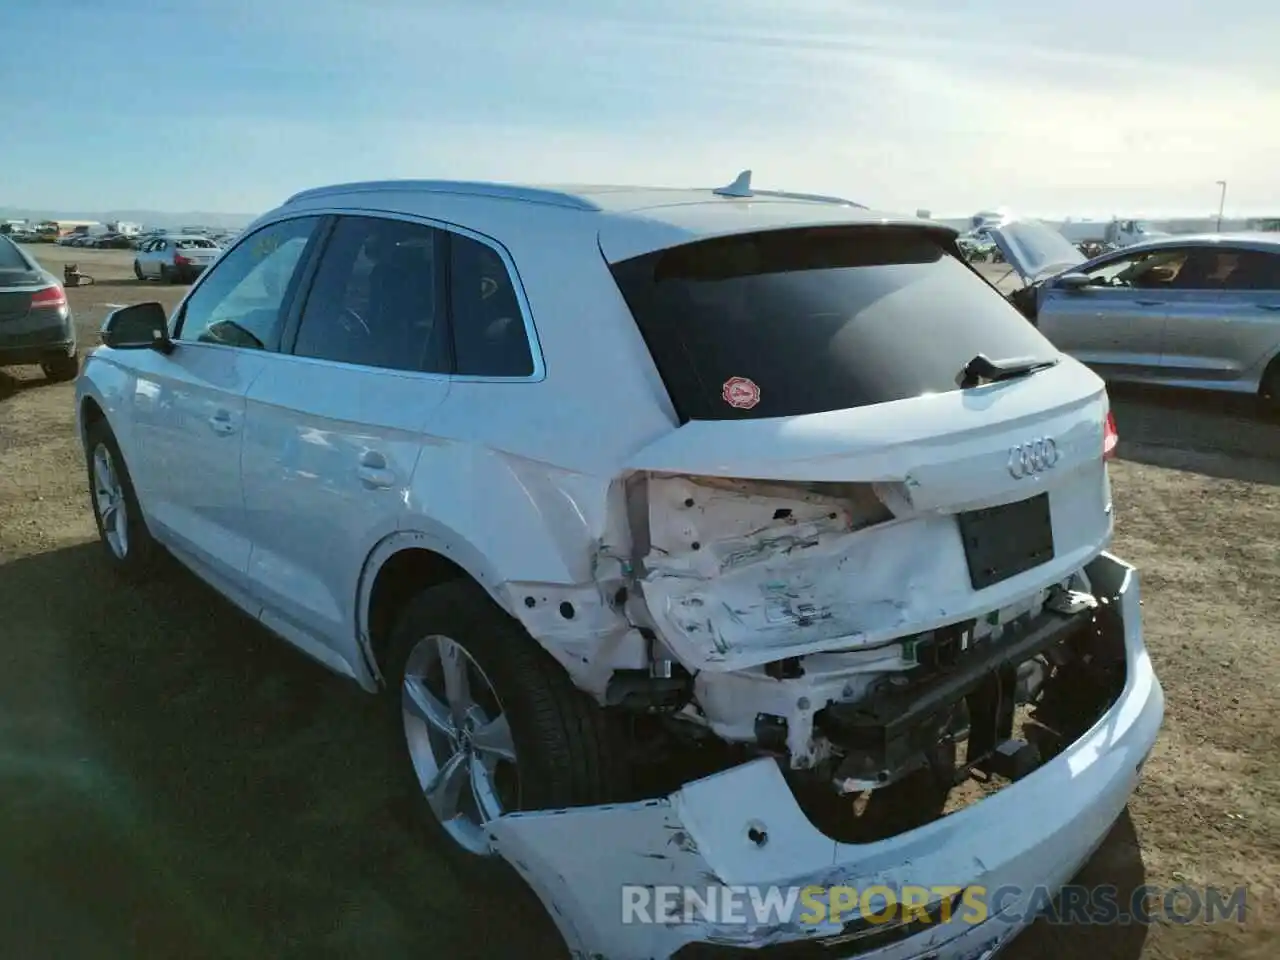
left=986, top=217, right=1088, bottom=285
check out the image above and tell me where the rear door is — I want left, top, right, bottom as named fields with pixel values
left=143, top=239, right=165, bottom=277
left=1036, top=247, right=1185, bottom=378
left=125, top=216, right=323, bottom=594
left=1168, top=248, right=1280, bottom=386
left=1154, top=246, right=1247, bottom=383
left=239, top=213, right=451, bottom=660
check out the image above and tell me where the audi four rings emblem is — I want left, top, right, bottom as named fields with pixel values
left=1007, top=437, right=1059, bottom=478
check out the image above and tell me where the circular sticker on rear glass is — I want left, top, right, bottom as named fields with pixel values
left=722, top=376, right=761, bottom=410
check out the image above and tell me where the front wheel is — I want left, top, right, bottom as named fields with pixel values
left=84, top=420, right=161, bottom=579
left=386, top=579, right=630, bottom=882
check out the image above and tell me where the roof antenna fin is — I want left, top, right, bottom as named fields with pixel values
left=713, top=169, right=753, bottom=198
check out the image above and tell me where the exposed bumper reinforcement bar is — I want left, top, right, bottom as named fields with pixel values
left=487, top=553, right=1164, bottom=959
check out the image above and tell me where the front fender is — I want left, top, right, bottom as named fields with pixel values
left=76, top=351, right=140, bottom=464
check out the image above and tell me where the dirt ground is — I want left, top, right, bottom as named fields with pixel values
left=1, top=245, right=1278, bottom=959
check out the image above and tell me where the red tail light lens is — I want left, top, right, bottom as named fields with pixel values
left=1103, top=410, right=1118, bottom=460
left=30, top=285, right=67, bottom=309
left=173, top=253, right=190, bottom=266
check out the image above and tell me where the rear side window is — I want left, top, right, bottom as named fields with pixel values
left=449, top=233, right=534, bottom=377
left=1217, top=250, right=1280, bottom=290
left=609, top=227, right=1059, bottom=421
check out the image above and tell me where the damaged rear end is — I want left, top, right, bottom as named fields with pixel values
left=600, top=222, right=1124, bottom=786
left=486, top=219, right=1162, bottom=958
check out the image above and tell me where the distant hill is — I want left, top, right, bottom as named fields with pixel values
left=0, top=206, right=256, bottom=230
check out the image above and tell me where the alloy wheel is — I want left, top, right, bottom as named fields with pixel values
left=401, top=634, right=519, bottom=855
left=92, top=444, right=129, bottom=559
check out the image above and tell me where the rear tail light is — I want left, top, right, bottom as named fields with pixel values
left=30, top=285, right=67, bottom=310
left=1103, top=409, right=1118, bottom=460
left=173, top=253, right=190, bottom=266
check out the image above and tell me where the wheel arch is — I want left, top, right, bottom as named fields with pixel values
left=355, top=528, right=516, bottom=692
left=78, top=393, right=107, bottom=442
left=1259, top=347, right=1280, bottom=389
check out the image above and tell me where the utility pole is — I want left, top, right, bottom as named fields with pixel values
left=1215, top=180, right=1227, bottom=231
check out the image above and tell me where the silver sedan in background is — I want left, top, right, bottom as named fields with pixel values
left=992, top=221, right=1280, bottom=413
left=132, top=234, right=221, bottom=284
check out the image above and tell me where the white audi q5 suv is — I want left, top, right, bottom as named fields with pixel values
left=75, top=173, right=1162, bottom=959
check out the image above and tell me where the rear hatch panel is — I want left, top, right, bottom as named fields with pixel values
left=606, top=223, right=1114, bottom=672
left=627, top=367, right=1112, bottom=673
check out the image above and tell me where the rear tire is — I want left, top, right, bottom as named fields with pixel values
left=1260, top=360, right=1280, bottom=419
left=41, top=351, right=80, bottom=382
left=159, top=264, right=173, bottom=284
left=133, top=260, right=144, bottom=281
left=385, top=579, right=631, bottom=886
left=84, top=419, right=161, bottom=581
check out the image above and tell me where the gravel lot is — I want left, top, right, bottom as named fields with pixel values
left=2, top=245, right=1277, bottom=959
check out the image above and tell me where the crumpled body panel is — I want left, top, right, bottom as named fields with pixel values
left=488, top=554, right=1163, bottom=959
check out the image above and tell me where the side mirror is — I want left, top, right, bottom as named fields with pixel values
left=1056, top=272, right=1092, bottom=292
left=101, top=302, right=174, bottom=353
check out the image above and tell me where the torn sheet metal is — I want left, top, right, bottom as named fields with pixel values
left=486, top=554, right=1164, bottom=959
left=636, top=473, right=1111, bottom=673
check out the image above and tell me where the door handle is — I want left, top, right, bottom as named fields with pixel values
left=207, top=411, right=235, bottom=435
left=1255, top=303, right=1280, bottom=311
left=1134, top=299, right=1163, bottom=306
left=357, top=450, right=395, bottom=489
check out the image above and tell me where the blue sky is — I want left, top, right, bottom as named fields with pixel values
left=3, top=0, right=1277, bottom=218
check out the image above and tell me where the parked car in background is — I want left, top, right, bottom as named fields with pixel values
left=133, top=234, right=221, bottom=283
left=993, top=219, right=1280, bottom=412
left=76, top=175, right=1160, bottom=959
left=0, top=234, right=79, bottom=380
left=93, top=233, right=136, bottom=249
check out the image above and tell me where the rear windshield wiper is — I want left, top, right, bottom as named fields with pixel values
left=959, top=353, right=1059, bottom=388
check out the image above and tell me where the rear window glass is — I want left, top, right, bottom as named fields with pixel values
left=609, top=227, right=1059, bottom=421
left=0, top=237, right=31, bottom=271
left=174, top=238, right=216, bottom=249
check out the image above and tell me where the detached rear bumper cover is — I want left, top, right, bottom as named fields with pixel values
left=488, top=553, right=1164, bottom=960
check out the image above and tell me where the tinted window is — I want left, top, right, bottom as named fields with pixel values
left=174, top=237, right=217, bottom=250
left=1085, top=248, right=1189, bottom=287
left=1174, top=248, right=1246, bottom=290
left=176, top=216, right=319, bottom=349
left=610, top=227, right=1058, bottom=421
left=449, top=233, right=534, bottom=377
left=291, top=216, right=447, bottom=373
left=0, top=237, right=30, bottom=271
left=1217, top=250, right=1280, bottom=290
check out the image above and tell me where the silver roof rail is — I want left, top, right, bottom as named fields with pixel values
left=282, top=180, right=602, bottom=211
